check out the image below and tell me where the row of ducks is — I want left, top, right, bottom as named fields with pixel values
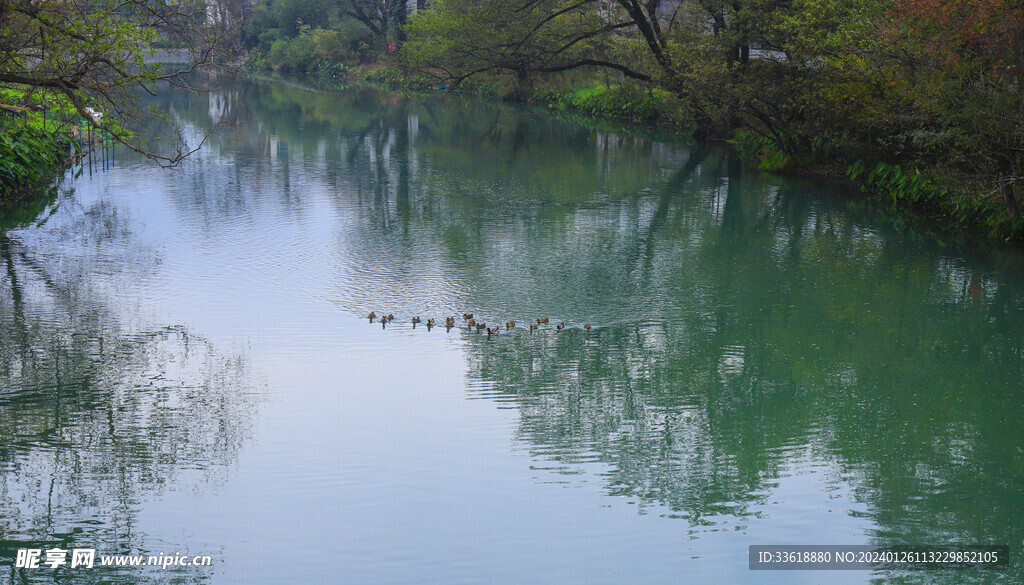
left=367, top=311, right=592, bottom=335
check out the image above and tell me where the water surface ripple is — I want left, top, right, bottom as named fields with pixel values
left=0, top=78, right=1021, bottom=584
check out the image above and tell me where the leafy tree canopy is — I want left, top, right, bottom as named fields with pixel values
left=403, top=0, right=652, bottom=95
left=0, top=0, right=225, bottom=163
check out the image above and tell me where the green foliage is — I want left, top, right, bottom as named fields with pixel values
left=249, top=0, right=332, bottom=40
left=730, top=131, right=817, bottom=173
left=848, top=161, right=944, bottom=205
left=362, top=67, right=433, bottom=91
left=0, top=85, right=129, bottom=202
left=248, top=0, right=378, bottom=73
left=540, top=85, right=683, bottom=126
left=0, top=120, right=66, bottom=200
left=846, top=160, right=1021, bottom=237
left=1, top=0, right=227, bottom=165
left=266, top=31, right=317, bottom=72
left=1, top=87, right=73, bottom=116
left=1, top=86, right=131, bottom=142
left=403, top=0, right=638, bottom=97
left=257, top=24, right=368, bottom=74
left=730, top=131, right=777, bottom=163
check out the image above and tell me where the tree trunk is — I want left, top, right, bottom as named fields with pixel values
left=393, top=0, right=407, bottom=44
left=1003, top=183, right=1021, bottom=223
left=511, top=68, right=533, bottom=100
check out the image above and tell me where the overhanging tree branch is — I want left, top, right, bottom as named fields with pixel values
left=536, top=58, right=652, bottom=81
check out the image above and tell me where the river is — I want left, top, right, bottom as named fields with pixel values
left=0, top=76, right=1021, bottom=584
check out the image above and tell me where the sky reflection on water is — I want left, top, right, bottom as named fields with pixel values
left=0, top=77, right=1021, bottom=584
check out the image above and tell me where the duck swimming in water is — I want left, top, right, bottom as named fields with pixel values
left=529, top=324, right=538, bottom=331
left=536, top=317, right=549, bottom=324
left=506, top=321, right=515, bottom=329
left=487, top=327, right=499, bottom=335
left=412, top=316, right=421, bottom=324
left=368, top=311, right=376, bottom=320
left=463, top=313, right=473, bottom=320
left=556, top=323, right=565, bottom=330
left=584, top=323, right=592, bottom=331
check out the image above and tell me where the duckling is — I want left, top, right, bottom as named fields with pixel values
left=476, top=322, right=487, bottom=330
left=536, top=317, right=549, bottom=324
left=463, top=313, right=473, bottom=320
left=467, top=318, right=476, bottom=328
left=529, top=324, right=538, bottom=331
left=412, top=316, right=421, bottom=324
left=556, top=323, right=565, bottom=330
left=368, top=311, right=376, bottom=320
left=584, top=323, right=592, bottom=331
left=506, top=321, right=515, bottom=329
left=487, top=327, right=499, bottom=335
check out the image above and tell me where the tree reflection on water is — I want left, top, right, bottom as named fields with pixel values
left=0, top=195, right=259, bottom=584
left=110, top=76, right=1024, bottom=583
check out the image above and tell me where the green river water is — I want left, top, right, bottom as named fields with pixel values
left=0, top=77, right=1021, bottom=584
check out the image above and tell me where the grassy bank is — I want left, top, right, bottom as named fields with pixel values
left=533, top=85, right=691, bottom=132
left=0, top=87, right=92, bottom=203
left=730, top=129, right=1023, bottom=240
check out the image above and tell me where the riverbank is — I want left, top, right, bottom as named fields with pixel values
left=0, top=87, right=114, bottom=205
left=350, top=64, right=1022, bottom=242
left=0, top=113, right=70, bottom=203
left=5, top=74, right=1023, bottom=585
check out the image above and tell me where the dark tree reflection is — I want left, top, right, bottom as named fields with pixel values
left=0, top=195, right=259, bottom=585
left=142, top=76, right=1023, bottom=583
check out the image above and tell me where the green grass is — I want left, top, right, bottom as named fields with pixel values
left=0, top=86, right=94, bottom=201
left=535, top=84, right=686, bottom=129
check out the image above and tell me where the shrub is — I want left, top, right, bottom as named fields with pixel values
left=540, top=84, right=682, bottom=126
left=0, top=120, right=65, bottom=199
